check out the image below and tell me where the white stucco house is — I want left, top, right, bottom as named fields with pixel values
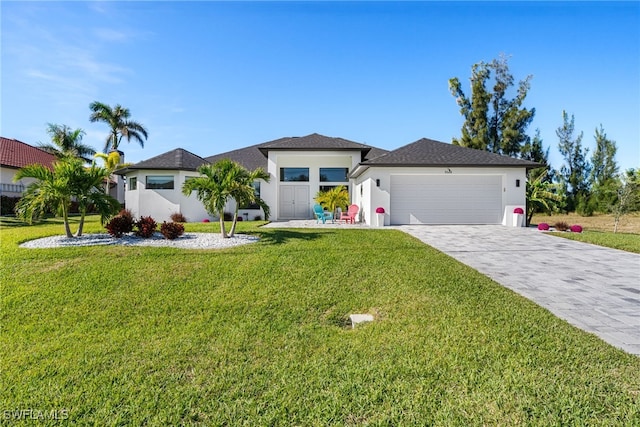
left=115, top=133, right=540, bottom=226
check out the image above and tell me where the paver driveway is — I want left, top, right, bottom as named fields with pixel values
left=399, top=225, right=640, bottom=356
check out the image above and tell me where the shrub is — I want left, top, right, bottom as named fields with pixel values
left=160, top=221, right=185, bottom=240
left=202, top=219, right=210, bottom=223
left=105, top=210, right=134, bottom=237
left=570, top=224, right=583, bottom=233
left=537, top=223, right=550, bottom=231
left=135, top=216, right=157, bottom=238
left=223, top=212, right=233, bottom=221
left=554, top=221, right=570, bottom=232
left=170, top=212, right=187, bottom=223
left=253, top=215, right=262, bottom=221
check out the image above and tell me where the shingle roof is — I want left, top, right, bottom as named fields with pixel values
left=205, top=133, right=388, bottom=170
left=258, top=133, right=375, bottom=152
left=204, top=143, right=267, bottom=171
left=115, top=148, right=207, bottom=175
left=360, top=138, right=541, bottom=168
left=0, top=137, right=56, bottom=169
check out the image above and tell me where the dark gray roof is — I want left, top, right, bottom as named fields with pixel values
left=114, top=148, right=207, bottom=175
left=360, top=138, right=542, bottom=168
left=204, top=143, right=267, bottom=171
left=206, top=133, right=388, bottom=169
left=258, top=133, right=375, bottom=153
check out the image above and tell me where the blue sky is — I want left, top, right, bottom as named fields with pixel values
left=2, top=1, right=639, bottom=172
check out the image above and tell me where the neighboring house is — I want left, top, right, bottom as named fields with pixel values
left=116, top=133, right=539, bottom=225
left=0, top=137, right=56, bottom=197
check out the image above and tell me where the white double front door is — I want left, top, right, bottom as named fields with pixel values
left=279, top=185, right=310, bottom=219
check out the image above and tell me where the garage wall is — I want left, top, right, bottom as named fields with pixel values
left=353, top=166, right=528, bottom=225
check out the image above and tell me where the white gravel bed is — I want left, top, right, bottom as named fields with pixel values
left=19, top=232, right=259, bottom=250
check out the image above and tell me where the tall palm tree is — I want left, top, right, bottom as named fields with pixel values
left=39, top=123, right=96, bottom=159
left=14, top=157, right=120, bottom=237
left=89, top=101, right=148, bottom=153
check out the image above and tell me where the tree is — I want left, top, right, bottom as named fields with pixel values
left=525, top=169, right=565, bottom=226
left=610, top=171, right=639, bottom=233
left=449, top=55, right=535, bottom=156
left=89, top=102, right=148, bottom=153
left=315, top=185, right=350, bottom=215
left=14, top=157, right=119, bottom=237
left=38, top=123, right=95, bottom=159
left=556, top=110, right=591, bottom=212
left=93, top=151, right=132, bottom=194
left=228, top=166, right=270, bottom=237
left=182, top=159, right=270, bottom=238
left=589, top=125, right=619, bottom=211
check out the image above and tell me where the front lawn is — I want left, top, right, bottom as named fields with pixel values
left=1, top=217, right=639, bottom=425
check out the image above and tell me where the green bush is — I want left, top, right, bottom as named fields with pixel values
left=0, top=196, right=20, bottom=215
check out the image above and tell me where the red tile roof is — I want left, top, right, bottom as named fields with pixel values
left=0, top=137, right=56, bottom=169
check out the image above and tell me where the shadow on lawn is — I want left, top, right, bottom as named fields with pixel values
left=257, top=229, right=331, bottom=245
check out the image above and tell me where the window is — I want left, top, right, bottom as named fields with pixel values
left=280, top=167, right=309, bottom=182
left=319, top=167, right=349, bottom=182
left=146, top=175, right=174, bottom=190
left=128, top=177, right=137, bottom=191
left=241, top=181, right=261, bottom=209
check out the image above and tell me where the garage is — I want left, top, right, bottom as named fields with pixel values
left=390, top=174, right=503, bottom=225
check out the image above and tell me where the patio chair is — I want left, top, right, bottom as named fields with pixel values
left=313, top=204, right=333, bottom=224
left=339, top=204, right=359, bottom=224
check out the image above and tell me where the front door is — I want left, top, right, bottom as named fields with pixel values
left=279, top=185, right=310, bottom=219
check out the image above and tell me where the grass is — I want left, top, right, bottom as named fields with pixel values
left=531, top=212, right=640, bottom=254
left=2, top=216, right=640, bottom=425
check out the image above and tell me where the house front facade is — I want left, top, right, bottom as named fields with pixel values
left=117, top=133, right=539, bottom=225
left=0, top=137, right=56, bottom=197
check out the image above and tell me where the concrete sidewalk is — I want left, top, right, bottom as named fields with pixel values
left=399, top=225, right=640, bottom=356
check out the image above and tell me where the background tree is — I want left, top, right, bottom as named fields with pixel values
left=589, top=125, right=619, bottom=212
left=14, top=157, right=119, bottom=237
left=610, top=170, right=639, bottom=233
left=449, top=55, right=535, bottom=156
left=94, top=151, right=132, bottom=194
left=556, top=110, right=591, bottom=213
left=39, top=123, right=95, bottom=159
left=89, top=102, right=148, bottom=153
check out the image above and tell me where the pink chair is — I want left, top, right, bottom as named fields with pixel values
left=340, top=204, right=359, bottom=224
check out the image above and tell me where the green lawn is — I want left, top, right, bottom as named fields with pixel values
left=2, top=217, right=639, bottom=425
left=549, top=230, right=640, bottom=254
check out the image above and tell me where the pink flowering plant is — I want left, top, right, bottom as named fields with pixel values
left=570, top=225, right=583, bottom=233
left=537, top=223, right=550, bottom=231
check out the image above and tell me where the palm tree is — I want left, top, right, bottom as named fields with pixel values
left=182, top=161, right=235, bottom=238
left=93, top=151, right=132, bottom=194
left=89, top=101, right=148, bottom=153
left=39, top=123, right=96, bottom=159
left=315, top=185, right=350, bottom=216
left=14, top=157, right=120, bottom=237
left=526, top=168, right=565, bottom=226
left=182, top=159, right=270, bottom=238
left=228, top=165, right=270, bottom=237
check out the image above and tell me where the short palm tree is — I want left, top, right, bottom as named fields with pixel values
left=89, top=101, right=148, bottom=153
left=228, top=165, right=270, bottom=237
left=38, top=123, right=95, bottom=159
left=182, top=160, right=270, bottom=238
left=14, top=157, right=120, bottom=237
left=526, top=168, right=565, bottom=225
left=315, top=185, right=350, bottom=216
left=93, top=151, right=132, bottom=194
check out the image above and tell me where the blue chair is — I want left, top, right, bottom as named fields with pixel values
left=313, top=204, right=333, bottom=224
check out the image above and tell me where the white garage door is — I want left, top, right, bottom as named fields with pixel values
left=390, top=175, right=503, bottom=225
